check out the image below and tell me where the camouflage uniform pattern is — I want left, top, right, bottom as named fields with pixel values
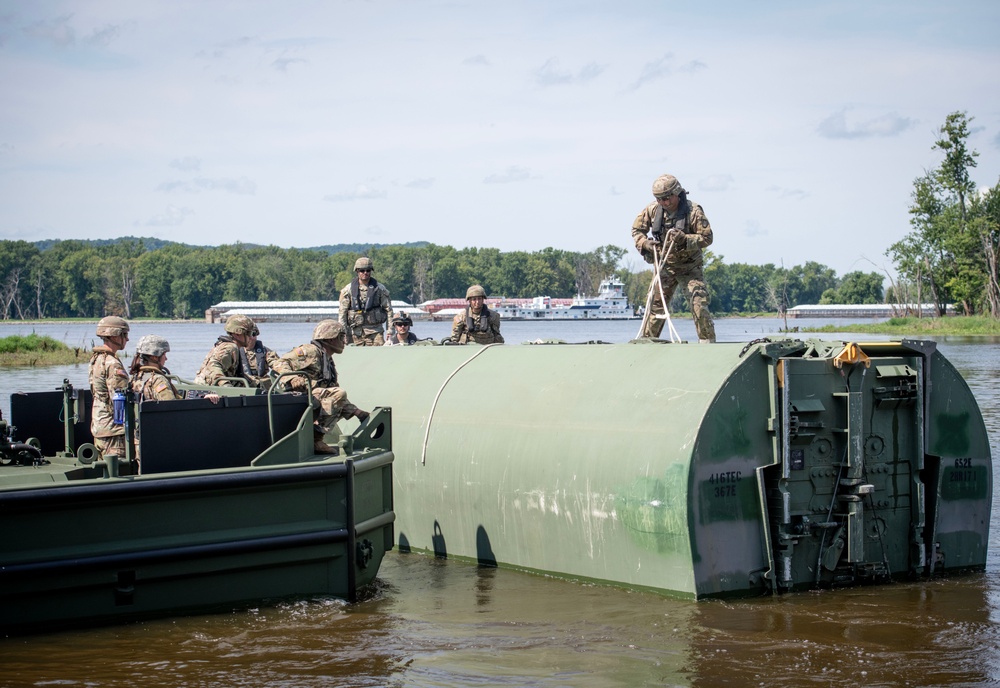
left=246, top=341, right=279, bottom=389
left=450, top=307, right=505, bottom=345
left=194, top=336, right=253, bottom=387
left=339, top=279, right=393, bottom=346
left=88, top=346, right=129, bottom=457
left=130, top=364, right=182, bottom=465
left=384, top=332, right=418, bottom=346
left=272, top=342, right=360, bottom=433
left=632, top=199, right=717, bottom=342
left=132, top=366, right=182, bottom=401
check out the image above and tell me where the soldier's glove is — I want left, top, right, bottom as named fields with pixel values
left=352, top=408, right=370, bottom=422
left=641, top=237, right=661, bottom=253
left=665, top=228, right=684, bottom=246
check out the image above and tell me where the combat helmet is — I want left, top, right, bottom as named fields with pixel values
left=354, top=256, right=374, bottom=272
left=224, top=314, right=256, bottom=335
left=466, top=284, right=487, bottom=300
left=652, top=174, right=684, bottom=199
left=392, top=312, right=413, bottom=326
left=95, top=316, right=129, bottom=337
left=312, top=319, right=345, bottom=341
left=136, top=334, right=170, bottom=357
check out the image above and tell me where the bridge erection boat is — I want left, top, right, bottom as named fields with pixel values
left=339, top=338, right=991, bottom=598
left=0, top=381, right=394, bottom=633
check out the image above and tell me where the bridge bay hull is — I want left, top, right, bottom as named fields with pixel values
left=339, top=339, right=992, bottom=598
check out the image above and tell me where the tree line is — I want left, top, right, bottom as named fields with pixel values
left=1, top=235, right=887, bottom=321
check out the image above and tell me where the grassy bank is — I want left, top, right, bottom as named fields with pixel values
left=804, top=315, right=1000, bottom=336
left=0, top=334, right=90, bottom=367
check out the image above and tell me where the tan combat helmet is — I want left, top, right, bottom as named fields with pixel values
left=95, top=316, right=129, bottom=337
left=354, top=257, right=374, bottom=272
left=652, top=174, right=684, bottom=199
left=466, top=284, right=487, bottom=300
left=312, top=319, right=345, bottom=341
left=224, top=314, right=256, bottom=335
left=391, top=312, right=413, bottom=326
left=136, top=334, right=170, bottom=357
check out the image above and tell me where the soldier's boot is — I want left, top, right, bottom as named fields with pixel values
left=313, top=429, right=340, bottom=456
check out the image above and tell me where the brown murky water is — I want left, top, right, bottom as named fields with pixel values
left=2, top=321, right=997, bottom=687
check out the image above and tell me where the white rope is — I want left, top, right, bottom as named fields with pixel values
left=636, top=241, right=681, bottom=343
left=421, top=343, right=500, bottom=465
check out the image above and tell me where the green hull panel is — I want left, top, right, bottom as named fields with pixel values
left=337, top=339, right=992, bottom=598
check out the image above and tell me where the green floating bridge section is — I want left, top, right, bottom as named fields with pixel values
left=339, top=338, right=992, bottom=598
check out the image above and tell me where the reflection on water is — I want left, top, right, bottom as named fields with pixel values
left=0, top=553, right=996, bottom=687
left=0, top=319, right=997, bottom=687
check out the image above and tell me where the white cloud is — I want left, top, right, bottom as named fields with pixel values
left=23, top=15, right=75, bottom=47
left=626, top=53, right=705, bottom=91
left=766, top=186, right=809, bottom=201
left=483, top=166, right=532, bottom=184
left=84, top=23, right=122, bottom=47
left=744, top=220, right=766, bottom=238
left=170, top=157, right=202, bottom=172
left=146, top=205, right=195, bottom=227
left=817, top=109, right=916, bottom=139
left=272, top=56, right=306, bottom=72
left=323, top=185, right=388, bottom=202
left=700, top=175, right=734, bottom=192
left=405, top=178, right=435, bottom=189
left=534, top=58, right=604, bottom=87
left=157, top=177, right=256, bottom=195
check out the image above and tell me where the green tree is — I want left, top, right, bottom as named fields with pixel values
left=970, top=180, right=1000, bottom=318
left=888, top=111, right=987, bottom=316
left=835, top=271, right=884, bottom=304
left=0, top=240, right=40, bottom=319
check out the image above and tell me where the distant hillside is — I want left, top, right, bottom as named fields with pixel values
left=32, top=237, right=430, bottom=255
left=32, top=236, right=186, bottom=252
left=309, top=241, right=430, bottom=255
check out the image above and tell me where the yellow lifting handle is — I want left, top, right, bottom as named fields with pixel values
left=833, top=342, right=871, bottom=369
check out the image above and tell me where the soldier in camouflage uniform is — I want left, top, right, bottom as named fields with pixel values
left=272, top=319, right=370, bottom=455
left=194, top=314, right=259, bottom=387
left=384, top=312, right=419, bottom=346
left=131, top=335, right=182, bottom=402
left=245, top=324, right=278, bottom=389
left=88, top=316, right=130, bottom=465
left=450, top=285, right=504, bottom=344
left=632, top=174, right=716, bottom=343
left=339, top=257, right=393, bottom=346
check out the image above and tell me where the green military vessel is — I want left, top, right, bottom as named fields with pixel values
left=338, top=338, right=991, bottom=598
left=0, top=380, right=394, bottom=633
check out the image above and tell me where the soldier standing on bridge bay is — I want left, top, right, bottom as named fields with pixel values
left=631, top=173, right=716, bottom=343
left=339, top=257, right=393, bottom=346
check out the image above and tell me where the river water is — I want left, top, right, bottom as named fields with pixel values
left=1, top=318, right=998, bottom=687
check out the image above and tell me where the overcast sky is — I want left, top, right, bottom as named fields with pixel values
left=1, top=1, right=998, bottom=276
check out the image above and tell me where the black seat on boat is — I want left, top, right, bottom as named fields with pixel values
left=10, top=390, right=94, bottom=455
left=139, top=393, right=309, bottom=474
